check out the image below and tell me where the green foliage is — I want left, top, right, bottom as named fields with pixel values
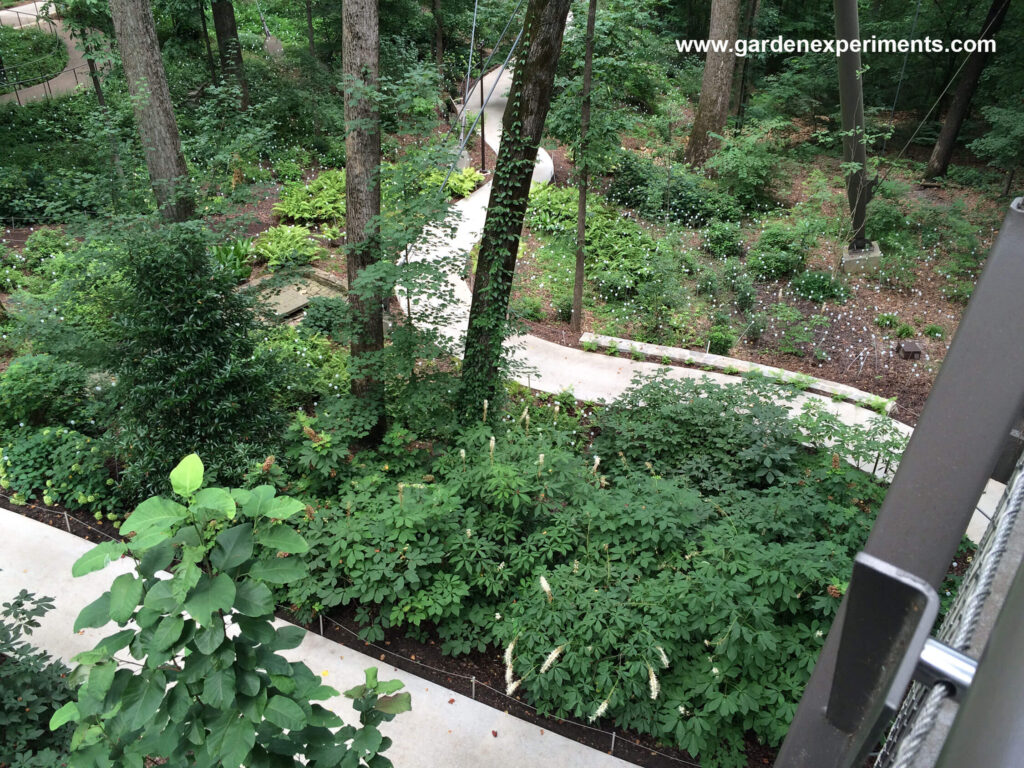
left=893, top=322, right=915, bottom=339
left=300, top=296, right=351, bottom=341
left=0, top=25, right=68, bottom=94
left=103, top=223, right=286, bottom=500
left=253, top=325, right=349, bottom=409
left=874, top=313, right=900, bottom=329
left=790, top=270, right=850, bottom=303
left=706, top=325, right=735, bottom=356
left=923, top=323, right=945, bottom=339
left=748, top=220, right=813, bottom=280
left=0, top=426, right=116, bottom=515
left=510, top=295, right=545, bottom=321
left=769, top=304, right=829, bottom=357
left=701, top=220, right=744, bottom=259
left=0, top=354, right=88, bottom=429
left=273, top=170, right=347, bottom=224
left=254, top=225, right=327, bottom=271
left=210, top=237, right=254, bottom=283
left=969, top=104, right=1024, bottom=181
left=427, top=167, right=485, bottom=199
left=0, top=588, right=72, bottom=767
left=56, top=455, right=408, bottom=767
left=22, top=228, right=77, bottom=272
left=607, top=152, right=741, bottom=224
left=705, top=119, right=787, bottom=209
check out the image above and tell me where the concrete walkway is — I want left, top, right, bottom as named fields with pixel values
left=0, top=506, right=631, bottom=768
left=0, top=2, right=89, bottom=105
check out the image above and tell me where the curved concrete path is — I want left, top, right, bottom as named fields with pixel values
left=0, top=2, right=88, bottom=105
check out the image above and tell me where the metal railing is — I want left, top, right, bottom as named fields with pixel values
left=0, top=6, right=89, bottom=105
left=774, top=196, right=1024, bottom=767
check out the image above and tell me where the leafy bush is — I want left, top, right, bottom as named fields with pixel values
left=894, top=322, right=915, bottom=339
left=748, top=220, right=813, bottom=280
left=254, top=225, right=326, bottom=271
left=707, top=325, right=736, bottom=355
left=273, top=169, right=347, bottom=223
left=874, top=313, right=900, bottom=329
left=210, top=236, right=254, bottom=283
left=427, top=166, right=485, bottom=198
left=254, top=325, right=349, bottom=408
left=0, top=426, right=116, bottom=515
left=607, top=152, right=740, bottom=224
left=923, top=324, right=945, bottom=339
left=696, top=268, right=720, bottom=297
left=790, top=270, right=850, bottom=303
left=705, top=119, right=786, bottom=208
left=0, top=354, right=87, bottom=428
left=702, top=220, right=744, bottom=259
left=56, top=454, right=409, bottom=767
left=607, top=151, right=657, bottom=210
left=104, top=223, right=287, bottom=500
left=551, top=290, right=573, bottom=322
left=0, top=589, right=72, bottom=767
left=300, top=295, right=351, bottom=340
left=511, top=295, right=545, bottom=321
left=21, top=228, right=77, bottom=273
left=770, top=303, right=829, bottom=357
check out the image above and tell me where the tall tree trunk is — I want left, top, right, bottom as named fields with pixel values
left=924, top=0, right=1011, bottom=179
left=459, top=0, right=573, bottom=410
left=730, top=0, right=758, bottom=124
left=108, top=0, right=194, bottom=222
left=433, top=0, right=444, bottom=78
left=198, top=0, right=217, bottom=82
left=305, top=0, right=316, bottom=57
left=343, top=0, right=386, bottom=445
left=571, top=0, right=597, bottom=334
left=211, top=0, right=249, bottom=108
left=683, top=0, right=741, bottom=167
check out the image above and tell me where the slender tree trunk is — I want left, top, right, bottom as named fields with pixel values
left=433, top=0, right=444, bottom=77
left=343, top=0, right=386, bottom=445
left=684, top=0, right=741, bottom=167
left=924, top=0, right=1011, bottom=179
left=211, top=0, right=249, bottom=108
left=198, top=0, right=217, bottom=82
left=305, top=0, right=316, bottom=57
left=108, top=0, right=194, bottom=222
left=460, top=0, right=573, bottom=410
left=1002, top=168, right=1015, bottom=197
left=730, top=0, right=758, bottom=124
left=571, top=0, right=597, bottom=334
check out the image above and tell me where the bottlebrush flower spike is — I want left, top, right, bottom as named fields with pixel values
left=504, top=638, right=516, bottom=666
left=589, top=698, right=610, bottom=722
left=539, top=575, right=552, bottom=601
left=540, top=645, right=564, bottom=673
left=648, top=666, right=660, bottom=700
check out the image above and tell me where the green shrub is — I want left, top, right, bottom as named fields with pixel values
left=300, top=295, right=351, bottom=340
left=894, top=322, right=915, bottom=339
left=923, top=324, right=945, bottom=339
left=0, top=590, right=72, bottom=767
left=552, top=290, right=573, bottom=323
left=702, top=220, right=744, bottom=259
left=705, top=119, right=786, bottom=208
left=273, top=169, right=347, bottom=223
left=734, top=277, right=756, bottom=312
left=21, top=228, right=76, bottom=273
left=770, top=303, right=829, bottom=357
left=0, top=426, right=116, bottom=515
left=254, top=225, right=326, bottom=271
left=105, top=223, right=287, bottom=500
left=874, top=313, right=900, bottom=329
left=608, top=151, right=656, bottom=210
left=790, top=270, right=850, bottom=303
left=428, top=166, right=485, bottom=198
left=707, top=325, right=735, bottom=355
left=57, top=454, right=408, bottom=768
left=255, top=325, right=349, bottom=407
left=748, top=220, right=812, bottom=280
left=511, top=295, right=545, bottom=321
left=696, top=268, right=720, bottom=297
left=210, top=236, right=254, bottom=283
left=0, top=354, right=87, bottom=428
left=942, top=280, right=974, bottom=304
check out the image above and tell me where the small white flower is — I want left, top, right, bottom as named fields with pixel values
left=815, top=630, right=824, bottom=638
left=678, top=705, right=691, bottom=717
left=495, top=612, right=502, bottom=621
left=540, top=645, right=564, bottom=673
left=712, top=666, right=720, bottom=676
left=589, top=698, right=610, bottom=722
left=592, top=455, right=601, bottom=474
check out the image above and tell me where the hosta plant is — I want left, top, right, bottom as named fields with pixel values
left=52, top=454, right=409, bottom=768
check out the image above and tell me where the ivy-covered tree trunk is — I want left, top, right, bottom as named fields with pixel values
left=211, top=0, right=249, bottom=108
left=343, top=0, right=386, bottom=445
left=924, top=0, right=1010, bottom=179
left=684, top=0, right=740, bottom=166
left=459, top=0, right=573, bottom=409
left=108, top=0, right=194, bottom=222
left=571, top=0, right=598, bottom=334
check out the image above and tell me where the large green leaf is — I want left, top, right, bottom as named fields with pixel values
left=74, top=592, right=111, bottom=633
left=193, top=486, right=236, bottom=520
left=171, top=559, right=203, bottom=605
left=123, top=496, right=187, bottom=551
left=212, top=523, right=254, bottom=572
left=151, top=615, right=185, bottom=652
left=233, top=579, right=274, bottom=617
left=374, top=692, right=412, bottom=715
left=256, top=525, right=309, bottom=555
left=200, top=667, right=237, bottom=709
left=248, top=557, right=305, bottom=584
left=264, top=695, right=306, bottom=731
left=108, top=573, right=143, bottom=624
left=143, top=579, right=182, bottom=613
left=170, top=454, right=204, bottom=498
left=207, top=715, right=255, bottom=767
left=49, top=701, right=79, bottom=730
left=193, top=616, right=225, bottom=654
left=267, top=496, right=305, bottom=520
left=269, top=625, right=306, bottom=651
left=72, top=541, right=127, bottom=577
left=184, top=573, right=236, bottom=627
left=350, top=724, right=384, bottom=756
left=123, top=671, right=167, bottom=730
